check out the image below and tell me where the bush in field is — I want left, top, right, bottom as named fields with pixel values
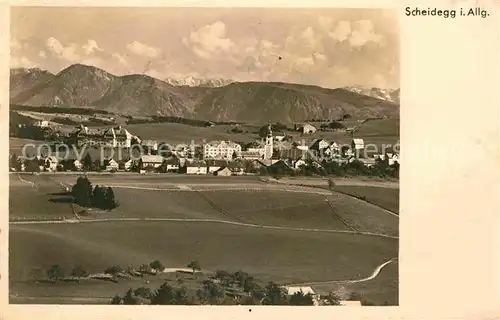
left=187, top=260, right=201, bottom=275
left=149, top=260, right=164, bottom=272
left=46, top=264, right=64, bottom=283
left=134, top=287, right=153, bottom=300
left=70, top=265, right=88, bottom=278
left=111, top=295, right=122, bottom=305
left=105, top=265, right=123, bottom=275
left=261, top=282, right=288, bottom=305
left=289, top=291, right=314, bottom=306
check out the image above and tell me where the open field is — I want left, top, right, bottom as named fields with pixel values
left=10, top=175, right=78, bottom=220
left=10, top=221, right=397, bottom=291
left=9, top=174, right=398, bottom=304
left=334, top=185, right=399, bottom=214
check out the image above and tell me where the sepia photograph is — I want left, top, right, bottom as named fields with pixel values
left=8, top=6, right=400, bottom=306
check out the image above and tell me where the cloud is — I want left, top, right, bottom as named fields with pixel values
left=126, top=41, right=160, bottom=58
left=11, top=56, right=36, bottom=68
left=349, top=20, right=383, bottom=47
left=183, top=21, right=236, bottom=59
left=112, top=52, right=129, bottom=66
left=82, top=39, right=103, bottom=55
left=326, top=20, right=383, bottom=47
left=328, top=21, right=352, bottom=42
left=10, top=39, right=22, bottom=51
left=38, top=50, right=46, bottom=59
left=46, top=37, right=80, bottom=62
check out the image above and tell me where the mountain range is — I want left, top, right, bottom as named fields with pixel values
left=10, top=64, right=400, bottom=123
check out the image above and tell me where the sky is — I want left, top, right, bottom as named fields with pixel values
left=10, top=7, right=399, bottom=89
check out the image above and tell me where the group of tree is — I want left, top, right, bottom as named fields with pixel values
left=322, top=158, right=399, bottom=179
left=319, top=120, right=346, bottom=131
left=45, top=264, right=89, bottom=283
left=71, top=176, right=119, bottom=209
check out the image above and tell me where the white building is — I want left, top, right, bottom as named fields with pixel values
left=33, top=120, right=50, bottom=128
left=203, top=141, right=242, bottom=160
left=296, top=123, right=317, bottom=134
left=186, top=161, right=208, bottom=175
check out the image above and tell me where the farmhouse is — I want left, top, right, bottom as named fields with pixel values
left=309, top=139, right=330, bottom=151
left=103, top=158, right=119, bottom=171
left=163, top=156, right=181, bottom=172
left=206, top=159, right=230, bottom=173
left=60, top=158, right=83, bottom=171
left=120, top=159, right=135, bottom=171
left=214, top=166, right=233, bottom=176
left=186, top=160, right=208, bottom=175
left=33, top=120, right=50, bottom=128
left=295, top=123, right=317, bottom=134
left=140, top=155, right=163, bottom=171
left=44, top=156, right=58, bottom=172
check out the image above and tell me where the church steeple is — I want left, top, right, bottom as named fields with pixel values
left=264, top=123, right=273, bottom=160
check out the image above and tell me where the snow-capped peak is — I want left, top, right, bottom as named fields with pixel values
left=164, top=76, right=233, bottom=88
left=344, top=85, right=400, bottom=103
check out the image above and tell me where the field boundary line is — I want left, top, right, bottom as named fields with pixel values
left=10, top=217, right=398, bottom=239
left=17, top=174, right=37, bottom=188
left=263, top=179, right=399, bottom=218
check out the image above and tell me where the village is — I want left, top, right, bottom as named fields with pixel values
left=9, top=120, right=400, bottom=178
left=9, top=121, right=400, bottom=178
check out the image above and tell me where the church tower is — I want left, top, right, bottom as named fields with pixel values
left=264, top=123, right=273, bottom=160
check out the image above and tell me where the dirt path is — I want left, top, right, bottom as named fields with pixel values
left=286, top=259, right=395, bottom=286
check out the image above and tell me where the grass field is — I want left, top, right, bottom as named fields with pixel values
left=10, top=222, right=397, bottom=283
left=9, top=174, right=399, bottom=305
left=334, top=185, right=399, bottom=214
left=10, top=175, right=77, bottom=220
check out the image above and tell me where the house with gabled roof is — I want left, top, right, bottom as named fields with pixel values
left=140, top=155, right=163, bottom=171
left=186, top=160, right=208, bottom=175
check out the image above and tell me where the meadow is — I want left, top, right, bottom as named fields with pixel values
left=9, top=174, right=399, bottom=304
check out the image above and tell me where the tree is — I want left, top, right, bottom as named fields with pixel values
left=324, top=292, right=340, bottom=305
left=328, top=178, right=335, bottom=191
left=151, top=282, right=176, bottom=305
left=289, top=291, right=314, bottom=306
left=105, top=265, right=122, bottom=275
left=105, top=187, right=118, bottom=209
left=70, top=265, right=88, bottom=278
left=46, top=264, right=64, bottom=283
left=149, top=260, right=164, bottom=272
left=83, top=153, right=92, bottom=171
left=72, top=176, right=93, bottom=207
left=187, top=260, right=201, bottom=275
left=198, top=280, right=225, bottom=304
left=134, top=287, right=153, bottom=300
left=262, top=282, right=288, bottom=305
left=25, top=159, right=40, bottom=173
left=10, top=153, right=21, bottom=171
left=111, top=295, right=122, bottom=305
left=92, top=185, right=106, bottom=208
left=123, top=288, right=137, bottom=305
